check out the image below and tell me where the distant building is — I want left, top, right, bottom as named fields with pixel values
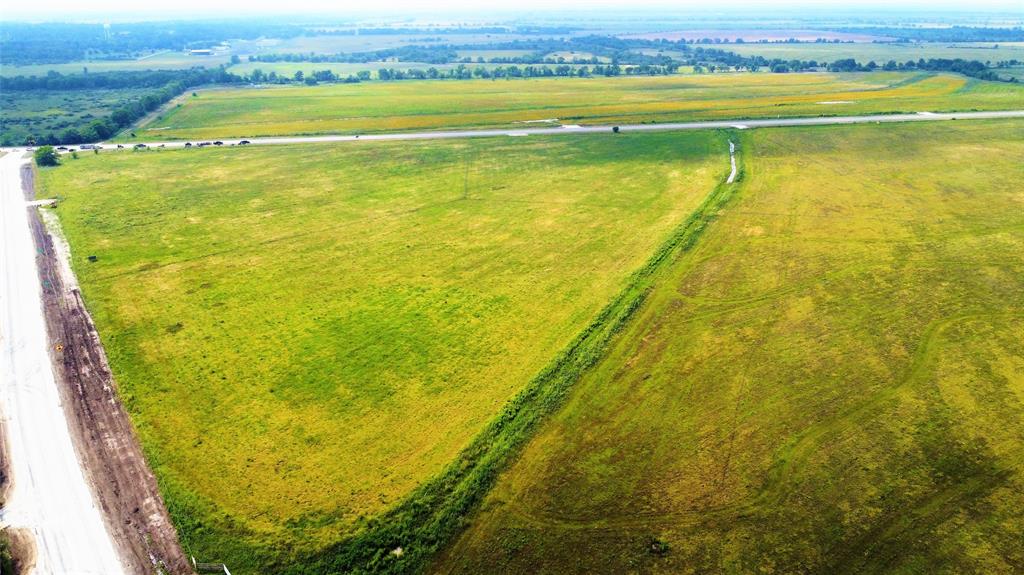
left=190, top=49, right=213, bottom=56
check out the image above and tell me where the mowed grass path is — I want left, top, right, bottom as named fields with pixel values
left=435, top=120, right=1024, bottom=574
left=38, top=132, right=727, bottom=571
left=135, top=72, right=1024, bottom=140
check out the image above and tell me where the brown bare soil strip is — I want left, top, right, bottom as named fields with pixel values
left=24, top=165, right=192, bottom=575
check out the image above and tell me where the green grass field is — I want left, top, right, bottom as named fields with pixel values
left=723, top=41, right=1024, bottom=64
left=434, top=119, right=1024, bottom=574
left=37, top=131, right=729, bottom=572
left=129, top=72, right=1024, bottom=140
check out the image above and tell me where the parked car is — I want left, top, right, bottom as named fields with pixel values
left=213, top=141, right=224, bottom=146
left=184, top=142, right=193, bottom=147
left=56, top=146, right=68, bottom=151
left=238, top=140, right=251, bottom=145
left=134, top=143, right=147, bottom=149
left=80, top=144, right=97, bottom=150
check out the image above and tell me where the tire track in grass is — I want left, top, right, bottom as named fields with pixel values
left=286, top=132, right=745, bottom=575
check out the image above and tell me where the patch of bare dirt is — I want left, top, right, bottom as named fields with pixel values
left=24, top=165, right=192, bottom=575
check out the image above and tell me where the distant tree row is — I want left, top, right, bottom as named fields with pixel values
left=0, top=68, right=240, bottom=91
left=245, top=63, right=678, bottom=86
left=826, top=58, right=1016, bottom=82
left=247, top=49, right=609, bottom=67
left=373, top=63, right=677, bottom=80
left=245, top=36, right=680, bottom=68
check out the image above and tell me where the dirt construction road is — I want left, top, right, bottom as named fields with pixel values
left=0, top=152, right=126, bottom=573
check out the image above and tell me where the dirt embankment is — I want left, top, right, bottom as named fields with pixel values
left=24, top=165, right=193, bottom=575
left=0, top=411, right=9, bottom=509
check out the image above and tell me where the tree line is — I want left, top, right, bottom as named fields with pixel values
left=826, top=57, right=1018, bottom=82
left=249, top=62, right=678, bottom=86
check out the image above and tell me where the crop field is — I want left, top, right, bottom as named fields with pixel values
left=0, top=87, right=153, bottom=146
left=130, top=72, right=1024, bottom=140
left=37, top=131, right=729, bottom=571
left=723, top=41, right=1024, bottom=64
left=435, top=120, right=1024, bottom=574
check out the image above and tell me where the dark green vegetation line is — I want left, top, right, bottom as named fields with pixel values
left=285, top=132, right=744, bottom=575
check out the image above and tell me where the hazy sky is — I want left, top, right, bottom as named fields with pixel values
left=6, top=0, right=1023, bottom=20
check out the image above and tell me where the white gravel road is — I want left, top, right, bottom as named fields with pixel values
left=66, top=109, right=1024, bottom=151
left=0, top=152, right=126, bottom=575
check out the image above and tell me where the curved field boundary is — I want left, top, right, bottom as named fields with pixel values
left=284, top=132, right=746, bottom=575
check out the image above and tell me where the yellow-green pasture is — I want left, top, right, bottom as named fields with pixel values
left=38, top=131, right=728, bottom=572
left=435, top=120, right=1024, bottom=574
left=133, top=72, right=1024, bottom=140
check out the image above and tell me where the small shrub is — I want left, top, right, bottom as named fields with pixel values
left=33, top=146, right=60, bottom=166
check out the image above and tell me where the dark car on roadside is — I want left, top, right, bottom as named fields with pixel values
left=134, top=143, right=147, bottom=149
left=213, top=141, right=224, bottom=146
left=239, top=140, right=251, bottom=145
left=56, top=146, right=68, bottom=151
left=185, top=142, right=193, bottom=147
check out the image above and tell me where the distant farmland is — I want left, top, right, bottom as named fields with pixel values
left=435, top=119, right=1024, bottom=574
left=130, top=72, right=1024, bottom=140
left=723, top=41, right=1024, bottom=65
left=37, top=132, right=728, bottom=572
